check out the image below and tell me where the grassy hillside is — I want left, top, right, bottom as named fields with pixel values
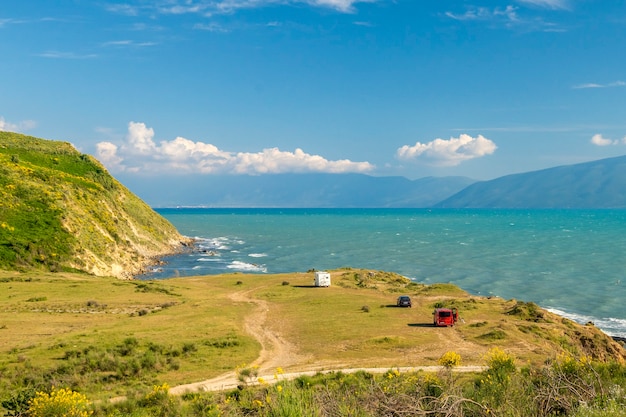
left=0, top=132, right=189, bottom=277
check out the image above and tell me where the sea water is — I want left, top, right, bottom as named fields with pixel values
left=142, top=208, right=626, bottom=338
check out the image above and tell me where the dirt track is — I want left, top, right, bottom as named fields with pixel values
left=168, top=289, right=485, bottom=395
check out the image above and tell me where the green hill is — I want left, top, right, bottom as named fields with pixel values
left=0, top=132, right=189, bottom=278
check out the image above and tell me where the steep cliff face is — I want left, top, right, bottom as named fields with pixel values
left=0, top=132, right=190, bottom=278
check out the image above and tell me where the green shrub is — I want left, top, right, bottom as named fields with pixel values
left=477, top=329, right=507, bottom=341
left=1, top=388, right=36, bottom=417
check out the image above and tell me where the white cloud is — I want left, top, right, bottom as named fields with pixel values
left=572, top=81, right=626, bottom=89
left=396, top=134, right=497, bottom=167
left=0, top=116, right=37, bottom=132
left=126, top=122, right=158, bottom=155
left=590, top=134, right=626, bottom=146
left=36, top=50, right=98, bottom=59
left=306, top=0, right=373, bottom=13
left=445, top=4, right=568, bottom=32
left=96, top=121, right=374, bottom=175
left=445, top=6, right=519, bottom=22
left=193, top=22, right=230, bottom=32
left=96, top=142, right=124, bottom=169
left=516, top=0, right=569, bottom=9
left=101, top=40, right=157, bottom=47
left=105, top=4, right=140, bottom=16
left=107, top=0, right=375, bottom=16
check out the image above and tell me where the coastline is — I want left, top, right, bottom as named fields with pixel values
left=151, top=208, right=626, bottom=340
left=135, top=236, right=196, bottom=279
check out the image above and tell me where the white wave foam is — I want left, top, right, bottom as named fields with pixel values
left=546, top=307, right=626, bottom=338
left=195, top=236, right=234, bottom=250
left=249, top=253, right=267, bottom=258
left=227, top=261, right=267, bottom=273
left=547, top=307, right=595, bottom=325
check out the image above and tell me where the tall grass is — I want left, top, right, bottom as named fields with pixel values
left=10, top=356, right=620, bottom=417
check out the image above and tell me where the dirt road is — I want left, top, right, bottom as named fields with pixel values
left=168, top=289, right=485, bottom=395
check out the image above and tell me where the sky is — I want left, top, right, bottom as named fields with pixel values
left=2, top=0, right=626, bottom=184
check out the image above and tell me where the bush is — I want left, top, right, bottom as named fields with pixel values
left=1, top=388, right=36, bottom=417
left=27, top=387, right=92, bottom=417
left=485, top=347, right=516, bottom=378
left=438, top=351, right=462, bottom=368
left=473, top=347, right=519, bottom=412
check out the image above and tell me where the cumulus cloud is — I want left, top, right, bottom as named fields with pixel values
left=396, top=134, right=497, bottom=167
left=590, top=134, right=626, bottom=146
left=0, top=116, right=37, bottom=132
left=95, top=142, right=124, bottom=169
left=96, top=122, right=374, bottom=175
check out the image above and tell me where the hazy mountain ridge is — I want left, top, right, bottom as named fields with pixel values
left=0, top=132, right=190, bottom=278
left=121, top=173, right=476, bottom=208
left=123, top=154, right=626, bottom=209
left=436, top=155, right=626, bottom=209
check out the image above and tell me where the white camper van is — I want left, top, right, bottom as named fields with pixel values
left=314, top=271, right=331, bottom=287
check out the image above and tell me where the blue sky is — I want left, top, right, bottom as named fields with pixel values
left=2, top=0, right=626, bottom=182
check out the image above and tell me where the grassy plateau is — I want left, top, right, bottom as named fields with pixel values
left=0, top=268, right=624, bottom=416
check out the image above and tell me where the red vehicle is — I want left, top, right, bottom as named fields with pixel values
left=433, top=308, right=458, bottom=327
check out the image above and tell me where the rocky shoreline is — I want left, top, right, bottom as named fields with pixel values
left=613, top=336, right=626, bottom=347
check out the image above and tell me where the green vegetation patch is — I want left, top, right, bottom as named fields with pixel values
left=477, top=329, right=508, bottom=341
left=417, top=282, right=467, bottom=296
left=506, top=301, right=549, bottom=322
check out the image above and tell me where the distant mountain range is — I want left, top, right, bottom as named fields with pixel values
left=436, top=154, right=626, bottom=209
left=126, top=154, right=626, bottom=209
left=123, top=173, right=476, bottom=208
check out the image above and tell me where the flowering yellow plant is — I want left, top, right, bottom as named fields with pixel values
left=438, top=351, right=462, bottom=368
left=485, top=347, right=515, bottom=372
left=28, top=387, right=92, bottom=417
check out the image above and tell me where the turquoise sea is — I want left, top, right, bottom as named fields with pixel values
left=144, top=208, right=626, bottom=338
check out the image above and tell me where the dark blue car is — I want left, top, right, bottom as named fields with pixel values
left=396, top=295, right=412, bottom=308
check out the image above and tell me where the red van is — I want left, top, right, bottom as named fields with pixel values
left=433, top=308, right=458, bottom=327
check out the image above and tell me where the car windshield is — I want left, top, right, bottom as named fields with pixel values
left=439, top=311, right=451, bottom=317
